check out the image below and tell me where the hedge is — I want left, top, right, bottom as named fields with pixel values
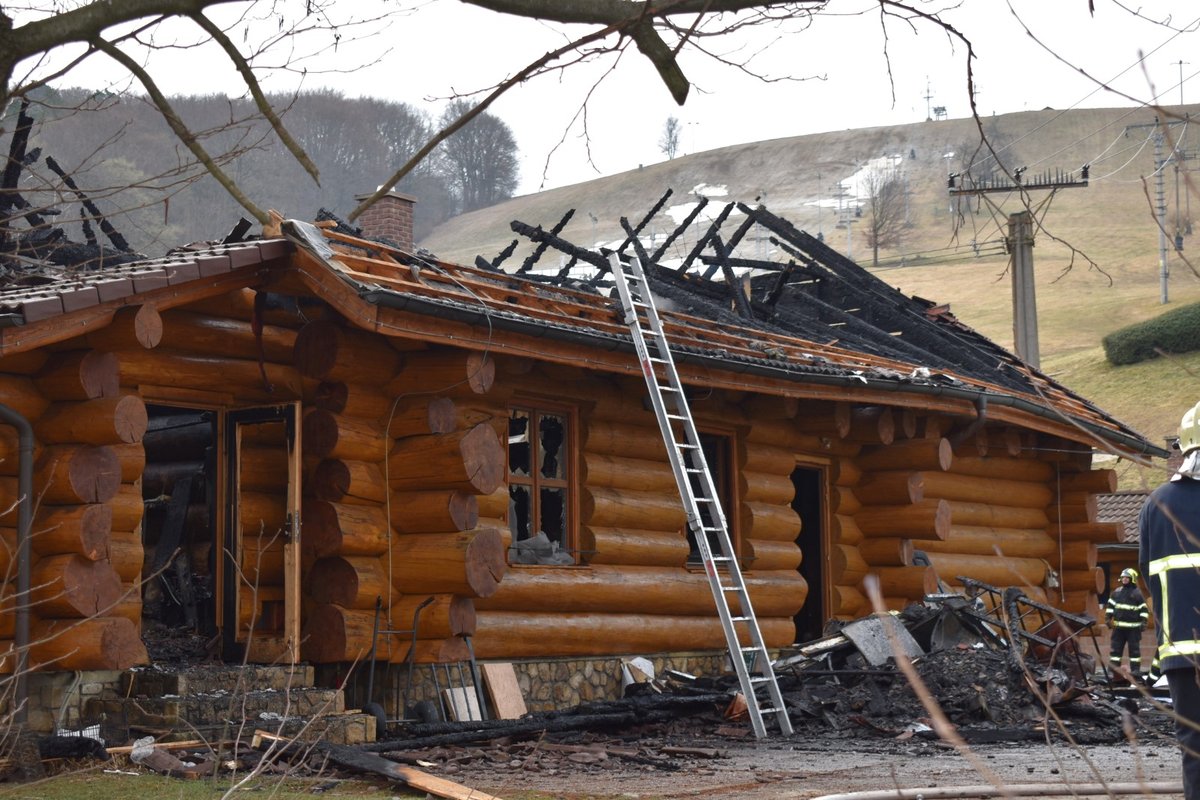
left=1103, top=301, right=1200, bottom=365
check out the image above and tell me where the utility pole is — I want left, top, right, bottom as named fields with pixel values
left=948, top=166, right=1089, bottom=367
left=1126, top=117, right=1188, bottom=303
left=924, top=77, right=933, bottom=122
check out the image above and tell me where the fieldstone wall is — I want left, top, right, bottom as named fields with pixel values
left=22, top=670, right=125, bottom=742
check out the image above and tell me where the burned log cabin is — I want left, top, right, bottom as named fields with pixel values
left=0, top=190, right=1161, bottom=723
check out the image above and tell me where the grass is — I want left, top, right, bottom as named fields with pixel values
left=0, top=770, right=391, bottom=799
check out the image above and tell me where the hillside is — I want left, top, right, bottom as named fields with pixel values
left=419, top=105, right=1200, bottom=488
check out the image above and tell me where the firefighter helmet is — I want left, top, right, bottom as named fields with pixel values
left=1180, top=401, right=1200, bottom=455
left=1120, top=567, right=1138, bottom=581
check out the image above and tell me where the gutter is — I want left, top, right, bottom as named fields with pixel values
left=362, top=289, right=1166, bottom=459
left=0, top=402, right=33, bottom=725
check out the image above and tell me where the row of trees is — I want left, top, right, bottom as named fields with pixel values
left=7, top=87, right=520, bottom=255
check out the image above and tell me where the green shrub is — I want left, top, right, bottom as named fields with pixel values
left=1103, top=301, right=1200, bottom=365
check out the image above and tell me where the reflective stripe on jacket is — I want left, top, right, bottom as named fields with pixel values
left=1138, top=478, right=1200, bottom=672
left=1105, top=583, right=1149, bottom=627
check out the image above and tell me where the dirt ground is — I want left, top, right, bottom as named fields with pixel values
left=433, top=728, right=1185, bottom=800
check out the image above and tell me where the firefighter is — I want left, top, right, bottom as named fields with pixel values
left=1104, top=567, right=1148, bottom=679
left=1139, top=400, right=1200, bottom=800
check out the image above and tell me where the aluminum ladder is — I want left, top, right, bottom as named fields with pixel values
left=608, top=251, right=793, bottom=738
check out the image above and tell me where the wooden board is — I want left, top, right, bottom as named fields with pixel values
left=480, top=662, right=528, bottom=720
left=442, top=686, right=483, bottom=721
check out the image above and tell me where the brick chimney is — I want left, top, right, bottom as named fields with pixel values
left=355, top=190, right=416, bottom=251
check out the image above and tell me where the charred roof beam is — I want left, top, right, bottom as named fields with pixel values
left=677, top=202, right=734, bottom=274
left=617, top=189, right=672, bottom=256
left=652, top=196, right=707, bottom=263
left=517, top=209, right=575, bottom=274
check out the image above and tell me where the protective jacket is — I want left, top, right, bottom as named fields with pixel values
left=1105, top=583, right=1149, bottom=628
left=1139, top=477, right=1200, bottom=673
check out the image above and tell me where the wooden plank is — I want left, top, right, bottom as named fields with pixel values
left=441, top=687, right=482, bottom=722
left=480, top=662, right=527, bottom=720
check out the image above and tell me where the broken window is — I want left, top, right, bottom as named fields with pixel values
left=507, top=406, right=575, bottom=565
left=686, top=432, right=736, bottom=564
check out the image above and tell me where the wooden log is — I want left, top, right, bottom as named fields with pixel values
left=985, top=428, right=1023, bottom=457
left=924, top=552, right=1047, bottom=588
left=84, top=304, right=163, bottom=350
left=0, top=351, right=48, bottom=375
left=791, top=402, right=852, bottom=437
left=848, top=406, right=894, bottom=444
left=857, top=537, right=915, bottom=566
left=304, top=409, right=388, bottom=464
left=1055, top=469, right=1119, bottom=494
left=141, top=459, right=206, bottom=497
left=917, top=471, right=1053, bottom=509
left=110, top=442, right=145, bottom=483
left=117, top=351, right=303, bottom=401
left=477, top=486, right=507, bottom=519
left=832, top=458, right=861, bottom=487
left=944, top=499, right=1049, bottom=529
left=475, top=565, right=805, bottom=618
left=35, top=445, right=121, bottom=504
left=308, top=555, right=388, bottom=610
left=29, top=504, right=111, bottom=560
left=36, top=395, right=147, bottom=445
left=384, top=396, right=459, bottom=437
left=857, top=438, right=952, bottom=472
left=303, top=499, right=390, bottom=559
left=740, top=395, right=798, bottom=420
left=390, top=490, right=479, bottom=534
left=831, top=584, right=868, bottom=618
left=738, top=501, right=801, bottom=542
left=582, top=419, right=667, bottom=461
left=239, top=490, right=287, bottom=537
left=160, top=309, right=296, bottom=364
left=31, top=554, right=122, bottom=618
left=314, top=381, right=393, bottom=422
left=856, top=499, right=951, bottom=540
left=582, top=452, right=675, bottom=494
left=303, top=603, right=380, bottom=663
left=392, top=594, right=476, bottom=639
left=0, top=425, right=33, bottom=476
left=34, top=350, right=119, bottom=400
left=309, top=459, right=387, bottom=506
left=1049, top=541, right=1099, bottom=571
left=471, top=612, right=795, bottom=659
left=110, top=483, right=145, bottom=531
left=831, top=514, right=863, bottom=546
left=31, top=617, right=148, bottom=671
left=108, top=527, right=143, bottom=582
left=856, top=471, right=924, bottom=506
left=241, top=533, right=286, bottom=587
left=0, top=374, right=49, bottom=420
left=294, top=319, right=404, bottom=384
left=390, top=636, right=473, bottom=665
left=112, top=581, right=142, bottom=628
left=738, top=470, right=795, bottom=505
left=746, top=539, right=802, bottom=571
left=582, top=526, right=689, bottom=567
left=864, top=566, right=938, bottom=597
left=1048, top=521, right=1125, bottom=543
left=897, top=408, right=918, bottom=439
left=738, top=441, right=796, bottom=475
left=580, top=486, right=687, bottom=531
left=833, top=486, right=860, bottom=516
left=948, top=455, right=1054, bottom=483
left=1059, top=567, right=1105, bottom=594
left=387, top=350, right=494, bottom=395
left=1047, top=494, right=1097, bottom=524
left=390, top=528, right=506, bottom=598
left=388, top=424, right=504, bottom=494
left=920, top=526, right=1054, bottom=559
left=951, top=427, right=989, bottom=458
left=831, top=543, right=868, bottom=584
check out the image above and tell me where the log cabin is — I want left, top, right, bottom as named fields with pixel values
left=0, top=190, right=1164, bottom=725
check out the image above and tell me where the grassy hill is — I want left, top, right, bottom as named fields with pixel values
left=418, top=105, right=1200, bottom=489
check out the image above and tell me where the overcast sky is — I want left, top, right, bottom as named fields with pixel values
left=32, top=1, right=1200, bottom=195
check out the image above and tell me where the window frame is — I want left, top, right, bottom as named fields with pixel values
left=505, top=399, right=579, bottom=565
left=685, top=427, right=741, bottom=566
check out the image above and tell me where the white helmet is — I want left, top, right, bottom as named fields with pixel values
left=1181, top=401, right=1200, bottom=456
left=1120, top=567, right=1138, bottom=582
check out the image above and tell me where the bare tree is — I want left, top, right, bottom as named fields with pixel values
left=436, top=99, right=519, bottom=214
left=659, top=116, right=681, bottom=160
left=861, top=162, right=907, bottom=267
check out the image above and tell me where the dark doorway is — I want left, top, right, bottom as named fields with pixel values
left=791, top=465, right=826, bottom=642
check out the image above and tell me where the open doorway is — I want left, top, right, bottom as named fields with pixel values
left=140, top=405, right=219, bottom=660
left=791, top=465, right=826, bottom=642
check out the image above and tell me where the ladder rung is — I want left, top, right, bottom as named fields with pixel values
left=730, top=616, right=750, bottom=622
left=749, top=676, right=772, bottom=684
left=758, top=706, right=783, bottom=715
left=709, top=556, right=731, bottom=563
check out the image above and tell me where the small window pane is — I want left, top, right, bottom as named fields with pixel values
left=508, top=410, right=530, bottom=477
left=509, top=485, right=531, bottom=540
left=538, top=414, right=566, bottom=479
left=539, top=486, right=567, bottom=547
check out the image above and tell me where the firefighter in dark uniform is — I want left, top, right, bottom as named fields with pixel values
left=1104, top=567, right=1148, bottom=679
left=1139, top=400, right=1200, bottom=800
